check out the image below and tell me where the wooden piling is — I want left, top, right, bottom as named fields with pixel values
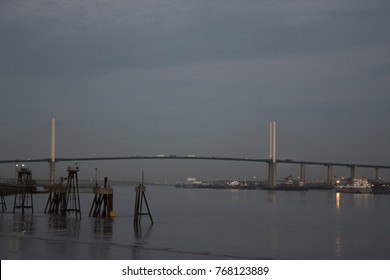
left=45, top=166, right=81, bottom=217
left=1, top=189, right=6, bottom=211
left=44, top=179, right=66, bottom=215
left=89, top=177, right=115, bottom=218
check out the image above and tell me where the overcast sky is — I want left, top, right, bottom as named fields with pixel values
left=1, top=0, right=390, bottom=182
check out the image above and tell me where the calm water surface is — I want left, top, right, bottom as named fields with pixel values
left=1, top=185, right=390, bottom=259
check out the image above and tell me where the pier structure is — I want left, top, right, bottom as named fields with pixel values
left=13, top=167, right=34, bottom=213
left=44, top=166, right=81, bottom=217
left=1, top=188, right=6, bottom=211
left=89, top=177, right=115, bottom=218
left=64, top=166, right=81, bottom=218
left=44, top=177, right=67, bottom=215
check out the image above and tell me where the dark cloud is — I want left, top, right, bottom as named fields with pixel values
left=1, top=0, right=390, bottom=181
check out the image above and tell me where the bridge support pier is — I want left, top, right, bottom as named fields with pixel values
left=268, top=162, right=276, bottom=187
left=375, top=167, right=380, bottom=181
left=326, top=164, right=333, bottom=187
left=350, top=165, right=357, bottom=179
left=300, top=163, right=306, bottom=185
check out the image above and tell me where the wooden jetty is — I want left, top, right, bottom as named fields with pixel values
left=44, top=166, right=81, bottom=218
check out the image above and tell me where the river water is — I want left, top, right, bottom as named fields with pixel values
left=1, top=185, right=390, bottom=260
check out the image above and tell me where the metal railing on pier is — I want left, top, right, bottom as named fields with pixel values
left=0, top=178, right=95, bottom=194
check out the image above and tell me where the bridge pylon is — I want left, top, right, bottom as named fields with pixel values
left=268, top=121, right=277, bottom=187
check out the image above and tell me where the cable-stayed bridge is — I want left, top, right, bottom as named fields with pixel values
left=1, top=119, right=390, bottom=186
left=1, top=154, right=390, bottom=186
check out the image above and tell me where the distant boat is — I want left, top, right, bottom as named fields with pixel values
left=335, top=178, right=372, bottom=193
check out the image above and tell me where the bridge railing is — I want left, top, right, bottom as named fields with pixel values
left=0, top=178, right=94, bottom=193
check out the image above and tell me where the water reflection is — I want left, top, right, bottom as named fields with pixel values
left=132, top=224, right=153, bottom=259
left=351, top=193, right=372, bottom=208
left=335, top=192, right=341, bottom=209
left=335, top=192, right=374, bottom=209
left=334, top=230, right=342, bottom=257
left=48, top=216, right=80, bottom=237
left=10, top=213, right=34, bottom=253
left=267, top=191, right=277, bottom=204
left=13, top=213, right=33, bottom=235
left=133, top=224, right=153, bottom=242
left=93, top=218, right=114, bottom=239
left=267, top=229, right=279, bottom=258
left=300, top=192, right=307, bottom=205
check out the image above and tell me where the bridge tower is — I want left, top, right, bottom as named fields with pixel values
left=49, top=118, right=56, bottom=186
left=13, top=167, right=34, bottom=213
left=268, top=121, right=277, bottom=187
